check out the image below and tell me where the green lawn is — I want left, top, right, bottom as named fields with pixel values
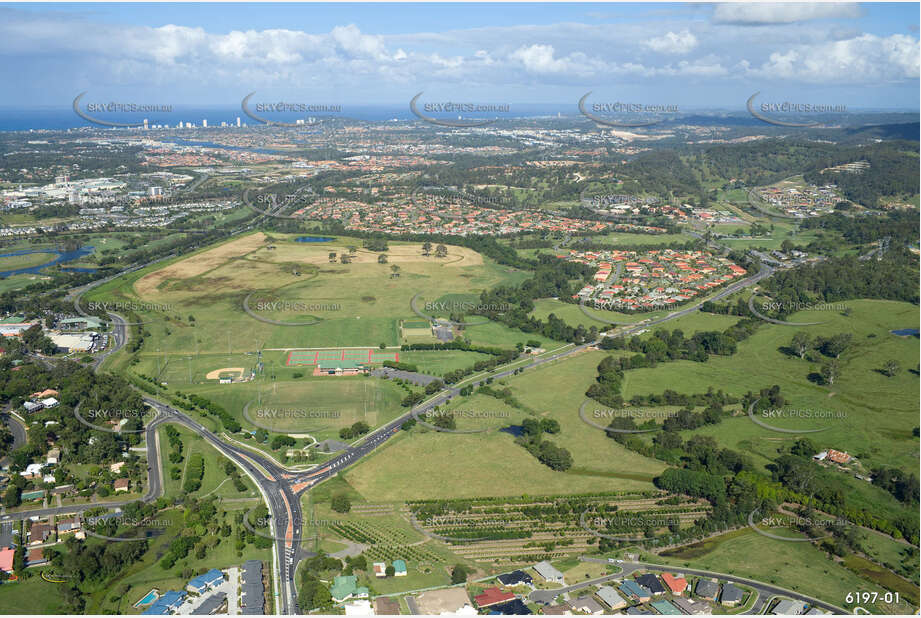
left=159, top=424, right=259, bottom=500
left=657, top=528, right=916, bottom=614
left=0, top=569, right=68, bottom=614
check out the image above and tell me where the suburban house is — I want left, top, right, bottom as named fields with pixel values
left=650, top=599, right=683, bottom=615
left=241, top=559, right=264, bottom=615
left=46, top=448, right=61, bottom=465
left=29, top=522, right=52, bottom=545
left=497, top=570, right=533, bottom=587
left=568, top=596, right=604, bottom=615
left=0, top=548, right=13, bottom=573
left=30, top=389, right=59, bottom=399
left=373, top=562, right=387, bottom=577
left=533, top=560, right=565, bottom=584
left=720, top=583, right=745, bottom=607
left=343, top=599, right=374, bottom=615
left=113, top=478, right=130, bottom=493
left=392, top=559, right=407, bottom=576
left=620, top=580, right=652, bottom=603
left=694, top=579, right=720, bottom=601
left=26, top=547, right=47, bottom=567
left=23, top=401, right=43, bottom=413
left=56, top=517, right=81, bottom=536
left=142, top=590, right=187, bottom=615
left=595, top=586, right=627, bottom=610
left=474, top=587, right=515, bottom=608
left=491, top=599, right=532, bottom=615
left=187, top=568, right=224, bottom=594
left=330, top=575, right=369, bottom=603
left=673, top=597, right=711, bottom=615
left=636, top=573, right=666, bottom=595
left=661, top=573, right=688, bottom=595
left=772, top=599, right=807, bottom=615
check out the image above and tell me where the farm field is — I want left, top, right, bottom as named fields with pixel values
left=619, top=299, right=919, bottom=473
left=86, top=231, right=530, bottom=351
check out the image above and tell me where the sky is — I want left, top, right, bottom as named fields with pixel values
left=0, top=2, right=918, bottom=110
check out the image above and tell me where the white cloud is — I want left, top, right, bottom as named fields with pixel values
left=713, top=3, right=861, bottom=25
left=643, top=30, right=698, bottom=54
left=749, top=34, right=920, bottom=83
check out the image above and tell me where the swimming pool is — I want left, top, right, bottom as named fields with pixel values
left=135, top=589, right=160, bottom=607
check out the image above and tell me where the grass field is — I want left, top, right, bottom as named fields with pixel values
left=657, top=528, right=917, bottom=614
left=0, top=251, right=57, bottom=271
left=344, top=349, right=666, bottom=501
left=159, top=424, right=259, bottom=500
left=0, top=569, right=68, bottom=614
left=397, top=349, right=494, bottom=375
left=89, top=231, right=531, bottom=351
left=621, top=299, right=919, bottom=474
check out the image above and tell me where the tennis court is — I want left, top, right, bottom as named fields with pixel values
left=286, top=348, right=400, bottom=366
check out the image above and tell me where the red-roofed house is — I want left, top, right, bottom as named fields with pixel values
left=474, top=587, right=515, bottom=608
left=661, top=573, right=687, bottom=595
left=0, top=548, right=13, bottom=573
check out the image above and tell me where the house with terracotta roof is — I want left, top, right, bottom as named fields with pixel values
left=474, top=587, right=515, bottom=608
left=661, top=573, right=688, bottom=595
left=0, top=548, right=13, bottom=573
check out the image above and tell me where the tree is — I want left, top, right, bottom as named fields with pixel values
left=434, top=244, right=448, bottom=258
left=328, top=252, right=337, bottom=263
left=385, top=565, right=395, bottom=577
left=791, top=332, right=812, bottom=359
left=821, top=359, right=840, bottom=385
left=422, top=242, right=432, bottom=256
left=340, top=254, right=351, bottom=264
left=377, top=254, right=388, bottom=264
left=390, top=264, right=400, bottom=278
left=331, top=494, right=351, bottom=513
left=819, top=333, right=852, bottom=359
left=883, top=359, right=901, bottom=377
left=450, top=564, right=468, bottom=584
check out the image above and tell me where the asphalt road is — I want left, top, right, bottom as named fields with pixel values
left=0, top=409, right=26, bottom=466
left=10, top=228, right=786, bottom=614
left=577, top=558, right=848, bottom=614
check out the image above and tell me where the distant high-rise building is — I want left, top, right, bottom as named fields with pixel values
left=202, top=119, right=207, bottom=128
left=143, top=118, right=149, bottom=129
left=236, top=117, right=241, bottom=127
left=221, top=121, right=227, bottom=127
left=149, top=186, right=163, bottom=198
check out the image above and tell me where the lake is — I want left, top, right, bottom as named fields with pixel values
left=0, top=246, right=95, bottom=278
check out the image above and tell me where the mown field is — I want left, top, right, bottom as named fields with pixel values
left=158, top=424, right=259, bottom=500
left=344, top=349, right=667, bottom=501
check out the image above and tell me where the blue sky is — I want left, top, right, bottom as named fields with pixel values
left=0, top=2, right=918, bottom=109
